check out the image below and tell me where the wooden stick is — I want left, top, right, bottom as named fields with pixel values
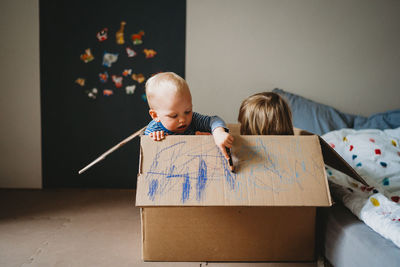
left=78, top=126, right=146, bottom=174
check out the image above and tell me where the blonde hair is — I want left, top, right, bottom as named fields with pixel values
left=145, top=72, right=190, bottom=109
left=238, top=92, right=294, bottom=135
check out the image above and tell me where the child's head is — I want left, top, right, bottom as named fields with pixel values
left=238, top=92, right=294, bottom=135
left=145, top=72, right=193, bottom=133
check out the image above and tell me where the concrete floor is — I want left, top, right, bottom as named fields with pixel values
left=0, top=189, right=318, bottom=267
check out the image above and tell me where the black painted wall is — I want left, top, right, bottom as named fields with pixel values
left=40, top=0, right=186, bottom=188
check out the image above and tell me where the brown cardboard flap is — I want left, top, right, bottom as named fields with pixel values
left=294, top=128, right=368, bottom=186
left=136, top=134, right=331, bottom=207
left=318, top=136, right=368, bottom=186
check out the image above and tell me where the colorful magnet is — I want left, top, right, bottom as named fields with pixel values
left=80, top=48, right=94, bottom=63
left=99, top=71, right=109, bottom=83
left=122, top=69, right=132, bottom=77
left=96, top=28, right=108, bottom=42
left=116, top=21, right=126, bottom=45
left=87, top=88, right=98, bottom=99
left=126, top=85, right=136, bottom=94
left=75, top=78, right=85, bottom=87
left=102, top=52, right=118, bottom=67
left=126, top=47, right=136, bottom=58
left=103, top=89, right=113, bottom=96
left=131, top=31, right=144, bottom=45
left=112, top=75, right=123, bottom=88
left=132, top=73, right=145, bottom=83
left=143, top=49, right=157, bottom=58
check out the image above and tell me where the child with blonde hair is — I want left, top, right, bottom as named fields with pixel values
left=238, top=92, right=294, bottom=135
left=144, top=72, right=234, bottom=160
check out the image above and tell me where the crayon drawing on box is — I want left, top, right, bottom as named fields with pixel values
left=138, top=136, right=326, bottom=206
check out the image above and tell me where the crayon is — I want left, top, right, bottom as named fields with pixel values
left=225, top=147, right=235, bottom=173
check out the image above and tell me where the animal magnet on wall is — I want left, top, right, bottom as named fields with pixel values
left=131, top=30, right=144, bottom=45
left=75, top=78, right=86, bottom=87
left=96, top=28, right=108, bottom=42
left=126, top=47, right=136, bottom=57
left=143, top=49, right=157, bottom=58
left=116, top=21, right=126, bottom=45
left=132, top=73, right=145, bottom=83
left=125, top=85, right=136, bottom=94
left=80, top=48, right=94, bottom=63
left=86, top=88, right=98, bottom=99
left=122, top=69, right=132, bottom=76
left=102, top=52, right=118, bottom=67
left=112, top=75, right=123, bottom=88
left=99, top=71, right=109, bottom=83
left=103, top=89, right=114, bottom=96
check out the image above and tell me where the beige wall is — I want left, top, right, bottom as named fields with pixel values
left=187, top=0, right=400, bottom=123
left=0, top=0, right=41, bottom=188
left=1, top=0, right=400, bottom=187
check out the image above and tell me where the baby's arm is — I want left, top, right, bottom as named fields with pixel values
left=192, top=113, right=234, bottom=159
left=144, top=121, right=167, bottom=141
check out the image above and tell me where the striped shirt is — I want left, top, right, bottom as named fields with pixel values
left=144, top=112, right=227, bottom=135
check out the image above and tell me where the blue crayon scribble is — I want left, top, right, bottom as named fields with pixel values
left=166, top=165, right=175, bottom=178
left=148, top=179, right=158, bottom=201
left=182, top=173, right=191, bottom=203
left=196, top=158, right=207, bottom=201
left=224, top=161, right=236, bottom=190
left=144, top=136, right=315, bottom=203
left=301, top=161, right=306, bottom=172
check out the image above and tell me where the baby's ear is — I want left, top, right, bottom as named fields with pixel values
left=149, top=109, right=160, bottom=122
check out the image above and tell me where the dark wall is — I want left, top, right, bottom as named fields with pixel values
left=40, top=0, right=186, bottom=188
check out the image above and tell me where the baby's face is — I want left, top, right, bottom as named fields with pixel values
left=152, top=91, right=193, bottom=133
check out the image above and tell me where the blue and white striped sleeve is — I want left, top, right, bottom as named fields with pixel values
left=192, top=112, right=228, bottom=133
left=144, top=120, right=162, bottom=135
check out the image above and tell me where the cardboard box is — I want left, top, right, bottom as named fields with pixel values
left=136, top=125, right=366, bottom=262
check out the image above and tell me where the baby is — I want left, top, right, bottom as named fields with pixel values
left=238, top=92, right=294, bottom=135
left=144, top=72, right=234, bottom=159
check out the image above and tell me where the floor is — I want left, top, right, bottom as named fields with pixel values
left=0, top=189, right=319, bottom=267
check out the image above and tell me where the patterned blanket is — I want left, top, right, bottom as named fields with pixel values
left=323, top=127, right=400, bottom=248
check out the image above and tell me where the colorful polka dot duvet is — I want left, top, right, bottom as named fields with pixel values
left=322, top=127, right=400, bottom=248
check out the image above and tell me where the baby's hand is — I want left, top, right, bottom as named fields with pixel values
left=149, top=131, right=166, bottom=141
left=212, top=127, right=234, bottom=159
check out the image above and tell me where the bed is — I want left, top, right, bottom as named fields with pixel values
left=273, top=89, right=400, bottom=267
